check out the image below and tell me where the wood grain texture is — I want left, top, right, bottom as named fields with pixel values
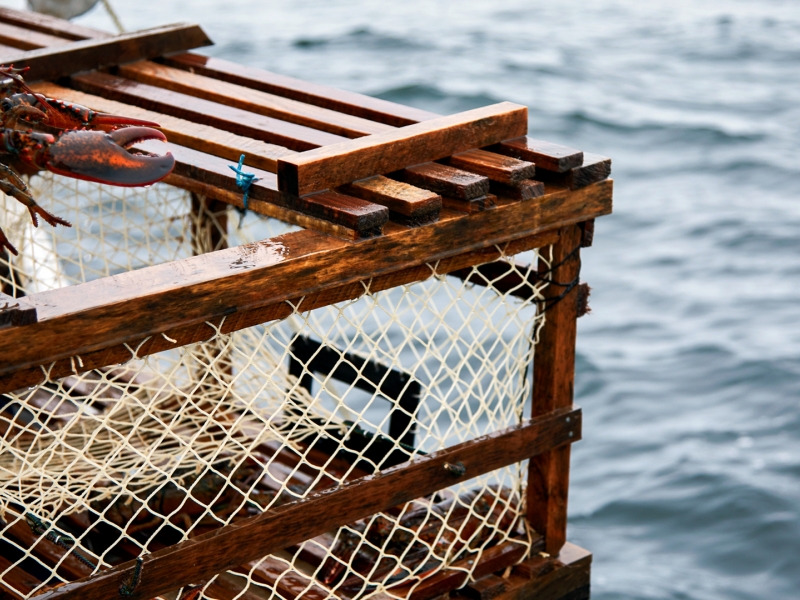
left=277, top=102, right=528, bottom=196
left=0, top=23, right=212, bottom=82
left=70, top=71, right=343, bottom=152
left=0, top=292, right=37, bottom=328
left=527, top=224, right=583, bottom=556
left=488, top=137, right=584, bottom=173
left=534, top=153, right=612, bottom=190
left=490, top=179, right=545, bottom=201
left=33, top=408, right=581, bottom=600
left=445, top=149, right=535, bottom=185
left=31, top=82, right=296, bottom=173
left=392, top=162, right=490, bottom=200
left=162, top=52, right=439, bottom=128
left=339, top=176, right=441, bottom=223
left=0, top=21, right=69, bottom=50
left=0, top=6, right=109, bottom=41
left=440, top=193, right=496, bottom=214
left=118, top=60, right=389, bottom=138
left=0, top=181, right=611, bottom=391
left=446, top=260, right=539, bottom=301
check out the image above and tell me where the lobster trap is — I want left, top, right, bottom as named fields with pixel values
left=0, top=7, right=612, bottom=600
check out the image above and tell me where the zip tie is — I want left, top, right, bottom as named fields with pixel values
left=229, top=154, right=260, bottom=222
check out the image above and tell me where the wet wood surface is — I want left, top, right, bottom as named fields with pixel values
left=277, top=102, right=528, bottom=196
left=527, top=224, right=583, bottom=556
left=487, top=137, right=584, bottom=173
left=534, top=153, right=612, bottom=190
left=392, top=162, right=490, bottom=200
left=489, top=179, right=545, bottom=201
left=0, top=6, right=109, bottom=40
left=446, top=149, right=535, bottom=185
left=0, top=23, right=211, bottom=82
left=339, top=176, right=441, bottom=223
left=0, top=21, right=69, bottom=50
left=0, top=180, right=611, bottom=388
left=32, top=407, right=581, bottom=600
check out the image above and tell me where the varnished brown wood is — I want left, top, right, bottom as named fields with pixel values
left=290, top=190, right=388, bottom=234
left=527, top=224, right=583, bottom=556
left=339, top=176, right=441, bottom=223
left=0, top=23, right=212, bottom=83
left=534, top=153, right=612, bottom=190
left=162, top=53, right=438, bottom=128
left=490, top=179, right=545, bottom=201
left=0, top=6, right=109, bottom=41
left=487, top=137, right=584, bottom=173
left=0, top=555, right=37, bottom=599
left=392, top=162, right=490, bottom=200
left=0, top=227, right=561, bottom=394
left=0, top=22, right=69, bottom=50
left=445, top=149, right=535, bottom=185
left=71, top=71, right=343, bottom=152
left=0, top=180, right=611, bottom=387
left=33, top=408, right=580, bottom=600
left=118, top=60, right=390, bottom=138
left=440, top=194, right=496, bottom=214
left=461, top=574, right=507, bottom=600
left=277, top=103, right=528, bottom=196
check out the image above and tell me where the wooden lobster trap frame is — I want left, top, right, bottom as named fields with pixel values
left=0, top=7, right=612, bottom=600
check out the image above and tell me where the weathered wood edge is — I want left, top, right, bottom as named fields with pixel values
left=277, top=103, right=528, bottom=196
left=0, top=23, right=212, bottom=82
left=0, top=180, right=612, bottom=380
left=31, top=407, right=581, bottom=600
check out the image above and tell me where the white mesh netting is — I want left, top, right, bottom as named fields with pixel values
left=0, top=173, right=552, bottom=600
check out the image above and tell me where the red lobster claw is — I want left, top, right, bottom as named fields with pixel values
left=45, top=127, right=174, bottom=186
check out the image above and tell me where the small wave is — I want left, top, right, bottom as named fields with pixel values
left=293, top=26, right=432, bottom=51
left=374, top=84, right=502, bottom=113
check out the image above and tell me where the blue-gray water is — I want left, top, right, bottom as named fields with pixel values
left=7, top=0, right=800, bottom=597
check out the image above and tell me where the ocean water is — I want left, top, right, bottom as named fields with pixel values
left=3, top=0, right=799, bottom=598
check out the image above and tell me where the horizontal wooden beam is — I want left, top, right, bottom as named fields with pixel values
left=0, top=22, right=212, bottom=82
left=0, top=180, right=611, bottom=388
left=33, top=407, right=582, bottom=600
left=277, top=102, right=528, bottom=196
left=0, top=6, right=110, bottom=41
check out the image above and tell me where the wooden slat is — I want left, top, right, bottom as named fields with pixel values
left=158, top=54, right=607, bottom=188
left=0, top=554, right=37, bottom=599
left=533, top=153, right=612, bottom=190
left=0, top=292, right=37, bottom=328
left=441, top=193, right=496, bottom=214
left=446, top=149, right=535, bottom=185
left=0, top=23, right=212, bottom=82
left=0, top=21, right=69, bottom=50
left=489, top=179, right=544, bottom=201
left=0, top=6, right=110, bottom=41
left=277, top=102, right=528, bottom=196
left=446, top=260, right=539, bottom=301
left=118, top=60, right=389, bottom=138
left=71, top=71, right=343, bottom=152
left=134, top=139, right=388, bottom=237
left=392, top=162, right=489, bottom=200
left=527, top=224, right=583, bottom=556
left=487, top=137, right=584, bottom=173
left=0, top=181, right=610, bottom=391
left=31, top=82, right=295, bottom=172
left=339, top=176, right=441, bottom=223
left=31, top=407, right=581, bottom=600
left=163, top=53, right=438, bottom=128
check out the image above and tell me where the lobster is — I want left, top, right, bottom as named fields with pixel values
left=0, top=65, right=175, bottom=255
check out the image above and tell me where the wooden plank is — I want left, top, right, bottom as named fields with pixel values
left=446, top=260, right=539, bottom=301
left=441, top=194, right=496, bottom=214
left=527, top=224, right=583, bottom=556
left=70, top=71, right=343, bottom=152
left=533, top=153, right=612, bottom=190
left=486, top=137, right=583, bottom=173
left=0, top=180, right=611, bottom=388
left=339, top=176, right=441, bottom=223
left=392, top=162, right=489, bottom=201
left=162, top=53, right=438, bottom=128
left=445, top=150, right=535, bottom=186
left=0, top=22, right=69, bottom=50
left=0, top=23, right=212, bottom=83
left=118, top=60, right=389, bottom=138
left=490, top=180, right=544, bottom=201
left=277, top=103, right=528, bottom=196
left=0, top=6, right=110, bottom=41
left=31, top=407, right=581, bottom=600
left=133, top=139, right=387, bottom=237
left=0, top=228, right=559, bottom=394
left=31, top=82, right=295, bottom=172
left=157, top=53, right=596, bottom=184
left=0, top=554, right=38, bottom=599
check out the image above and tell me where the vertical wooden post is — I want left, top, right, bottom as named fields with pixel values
left=527, top=223, right=582, bottom=556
